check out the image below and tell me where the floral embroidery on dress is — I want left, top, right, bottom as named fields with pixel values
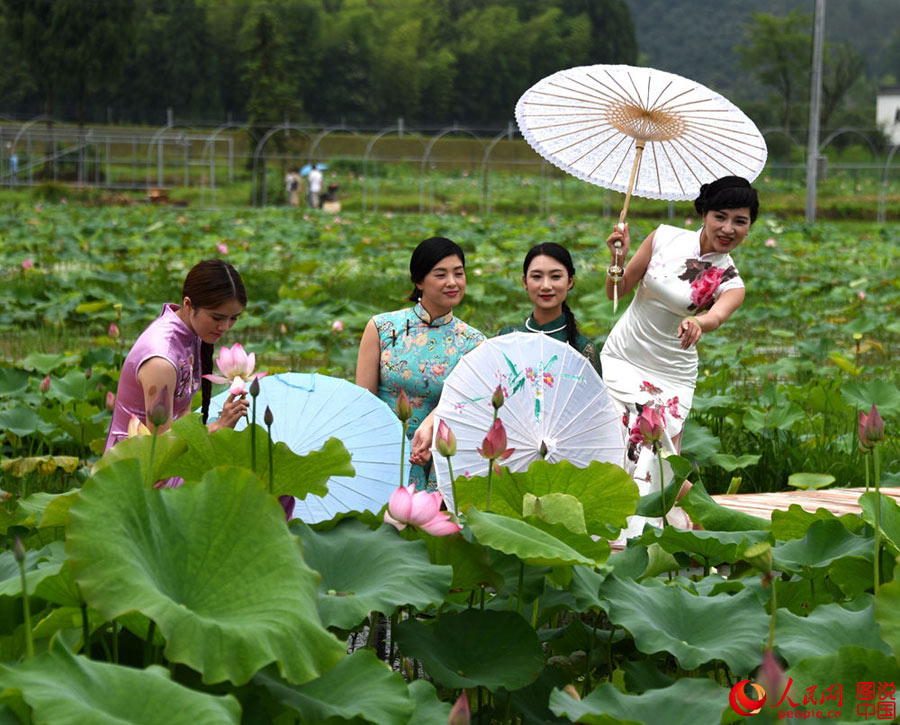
left=175, top=352, right=196, bottom=400
left=678, top=259, right=738, bottom=312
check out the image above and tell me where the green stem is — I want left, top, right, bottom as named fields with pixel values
left=112, top=621, right=119, bottom=664
left=81, top=600, right=91, bottom=659
left=486, top=463, right=493, bottom=512
left=767, top=576, right=778, bottom=651
left=399, top=421, right=408, bottom=488
left=250, top=397, right=257, bottom=472
left=516, top=561, right=524, bottom=616
left=18, top=557, right=34, bottom=660
left=144, top=621, right=155, bottom=667
left=145, top=429, right=158, bottom=488
left=657, top=448, right=668, bottom=529
left=446, top=456, right=457, bottom=515
left=874, top=445, right=882, bottom=593
left=864, top=453, right=870, bottom=493
left=266, top=421, right=274, bottom=495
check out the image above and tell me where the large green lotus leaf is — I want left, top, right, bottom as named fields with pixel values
left=678, top=419, right=721, bottom=462
left=406, top=680, right=452, bottom=725
left=678, top=482, right=769, bottom=532
left=66, top=460, right=345, bottom=685
left=524, top=515, right=611, bottom=564
left=0, top=541, right=65, bottom=598
left=828, top=556, right=874, bottom=599
left=504, top=665, right=570, bottom=724
left=0, top=368, right=28, bottom=397
left=0, top=640, right=240, bottom=724
left=858, top=492, right=900, bottom=555
left=422, top=530, right=505, bottom=593
left=775, top=601, right=891, bottom=666
left=18, top=352, right=72, bottom=375
left=638, top=526, right=771, bottom=564
left=465, top=508, right=597, bottom=567
left=633, top=479, right=685, bottom=518
left=91, top=431, right=189, bottom=484
left=455, top=460, right=638, bottom=535
left=294, top=520, right=452, bottom=629
left=523, top=492, right=586, bottom=534
left=777, top=646, right=900, bottom=721
left=772, top=519, right=872, bottom=575
left=0, top=407, right=43, bottom=437
left=600, top=576, right=768, bottom=672
left=567, top=564, right=613, bottom=613
left=841, top=380, right=900, bottom=416
left=770, top=504, right=863, bottom=541
left=253, top=649, right=414, bottom=724
left=160, top=414, right=353, bottom=500
left=549, top=677, right=729, bottom=725
left=875, top=565, right=900, bottom=661
left=44, top=369, right=95, bottom=405
left=394, top=609, right=543, bottom=691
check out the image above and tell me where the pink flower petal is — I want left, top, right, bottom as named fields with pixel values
left=202, top=374, right=230, bottom=385
left=384, top=510, right=407, bottom=531
left=421, top=513, right=461, bottom=536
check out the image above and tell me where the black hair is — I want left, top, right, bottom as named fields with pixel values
left=693, top=175, right=760, bottom=223
left=182, top=259, right=247, bottom=424
left=408, top=236, right=466, bottom=302
left=523, top=242, right=580, bottom=349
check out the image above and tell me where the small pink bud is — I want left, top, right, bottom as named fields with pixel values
left=331, top=319, right=344, bottom=333
left=108, top=322, right=120, bottom=339
left=40, top=375, right=50, bottom=393
left=106, top=391, right=116, bottom=411
left=491, top=384, right=505, bottom=410
left=864, top=404, right=884, bottom=444
left=765, top=237, right=777, bottom=248
left=21, top=258, right=33, bottom=270
left=478, top=418, right=515, bottom=462
left=13, top=537, right=25, bottom=564
left=216, top=242, right=229, bottom=255
left=448, top=691, right=470, bottom=725
left=435, top=420, right=457, bottom=457
left=280, top=323, right=288, bottom=334
left=147, top=385, right=171, bottom=427
left=396, top=389, right=412, bottom=422
left=858, top=290, right=866, bottom=300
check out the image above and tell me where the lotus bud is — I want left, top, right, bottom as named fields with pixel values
left=249, top=376, right=261, bottom=399
left=491, top=384, right=505, bottom=410
left=147, top=385, right=171, bottom=427
left=744, top=541, right=774, bottom=574
left=264, top=405, right=274, bottom=427
left=105, top=391, right=116, bottom=411
left=758, top=648, right=786, bottom=705
left=864, top=403, right=884, bottom=444
left=858, top=410, right=873, bottom=453
left=435, top=420, right=457, bottom=458
left=278, top=495, right=295, bottom=521
left=448, top=692, right=470, bottom=725
left=280, top=323, right=288, bottom=334
left=636, top=406, right=664, bottom=449
left=13, top=537, right=25, bottom=564
left=562, top=684, right=581, bottom=701
left=21, top=258, right=34, bottom=270
left=331, top=319, right=344, bottom=333
left=40, top=375, right=50, bottom=393
left=108, top=322, right=120, bottom=340
left=478, top=418, right=515, bottom=462
left=396, top=389, right=412, bottom=422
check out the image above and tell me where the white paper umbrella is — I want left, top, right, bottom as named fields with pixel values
left=431, top=333, right=624, bottom=510
left=208, top=373, right=406, bottom=523
left=515, top=64, right=767, bottom=209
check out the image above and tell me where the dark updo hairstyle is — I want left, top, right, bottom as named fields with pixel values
left=182, top=259, right=247, bottom=423
left=693, top=175, right=760, bottom=223
left=408, top=236, right=466, bottom=302
left=523, top=242, right=581, bottom=350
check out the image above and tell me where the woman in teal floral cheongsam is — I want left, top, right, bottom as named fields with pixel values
left=356, top=237, right=485, bottom=489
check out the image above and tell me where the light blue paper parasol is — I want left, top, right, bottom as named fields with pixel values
left=208, top=372, right=406, bottom=523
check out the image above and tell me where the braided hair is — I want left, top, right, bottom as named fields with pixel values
left=181, top=260, right=247, bottom=423
left=523, top=242, right=580, bottom=349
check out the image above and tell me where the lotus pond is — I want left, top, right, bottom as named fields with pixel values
left=0, top=202, right=899, bottom=723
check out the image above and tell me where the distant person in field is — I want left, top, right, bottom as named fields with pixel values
left=285, top=168, right=302, bottom=207
left=497, top=242, right=601, bottom=376
left=355, top=236, right=485, bottom=490
left=307, top=164, right=324, bottom=208
left=601, top=175, right=760, bottom=536
left=104, top=259, right=249, bottom=460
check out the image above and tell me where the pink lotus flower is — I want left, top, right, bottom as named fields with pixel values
left=106, top=391, right=116, bottom=411
left=448, top=691, right=471, bottom=725
left=858, top=290, right=866, bottom=300
left=127, top=414, right=151, bottom=438
left=108, top=322, right=120, bottom=340
left=216, top=242, right=229, bottom=255
left=147, top=385, right=171, bottom=427
left=860, top=404, right=885, bottom=446
left=331, top=319, right=344, bottom=333
left=39, top=375, right=50, bottom=393
left=203, top=343, right=266, bottom=395
left=21, top=258, right=33, bottom=270
left=631, top=406, right=664, bottom=451
left=384, top=484, right=460, bottom=536
left=765, top=238, right=777, bottom=248
left=435, top=420, right=457, bottom=457
left=478, top=418, right=515, bottom=475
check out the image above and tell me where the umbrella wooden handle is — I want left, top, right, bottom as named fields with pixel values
left=618, top=140, right=646, bottom=226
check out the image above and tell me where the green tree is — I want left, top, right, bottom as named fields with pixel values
left=821, top=43, right=865, bottom=130
left=239, top=5, right=301, bottom=125
left=736, top=9, right=812, bottom=135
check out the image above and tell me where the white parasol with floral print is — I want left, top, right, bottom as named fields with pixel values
left=431, top=333, right=623, bottom=509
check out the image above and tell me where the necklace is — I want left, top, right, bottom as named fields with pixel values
left=525, top=317, right=566, bottom=334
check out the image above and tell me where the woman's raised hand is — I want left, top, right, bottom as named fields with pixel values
left=209, top=392, right=249, bottom=432
left=606, top=222, right=630, bottom=259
